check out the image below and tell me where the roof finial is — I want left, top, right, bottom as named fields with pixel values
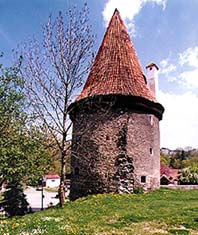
left=114, top=8, right=119, bottom=13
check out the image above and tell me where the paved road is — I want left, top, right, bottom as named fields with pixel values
left=24, top=187, right=59, bottom=211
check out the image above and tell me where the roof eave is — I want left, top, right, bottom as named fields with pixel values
left=68, top=94, right=164, bottom=121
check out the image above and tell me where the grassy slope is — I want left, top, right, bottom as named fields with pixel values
left=0, top=188, right=198, bottom=235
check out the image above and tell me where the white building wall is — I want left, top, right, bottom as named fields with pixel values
left=146, top=64, right=159, bottom=98
left=45, top=178, right=60, bottom=188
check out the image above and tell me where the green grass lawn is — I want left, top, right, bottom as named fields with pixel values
left=43, top=187, right=59, bottom=193
left=0, top=188, right=198, bottom=235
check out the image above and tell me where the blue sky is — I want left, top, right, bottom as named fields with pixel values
left=1, top=0, right=198, bottom=149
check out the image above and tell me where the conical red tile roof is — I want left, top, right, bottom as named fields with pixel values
left=76, top=9, right=156, bottom=102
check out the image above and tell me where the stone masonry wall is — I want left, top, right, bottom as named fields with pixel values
left=70, top=106, right=160, bottom=200
left=127, top=114, right=160, bottom=190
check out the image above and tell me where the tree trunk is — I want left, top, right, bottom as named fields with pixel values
left=59, top=150, right=66, bottom=206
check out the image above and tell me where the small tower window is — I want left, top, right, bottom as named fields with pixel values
left=141, top=176, right=146, bottom=183
left=106, top=135, right=110, bottom=140
left=76, top=136, right=81, bottom=143
left=150, top=148, right=153, bottom=155
left=74, top=167, right=79, bottom=175
left=120, top=110, right=124, bottom=114
left=150, top=115, right=154, bottom=125
left=150, top=67, right=152, bottom=70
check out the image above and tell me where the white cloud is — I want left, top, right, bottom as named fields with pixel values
left=148, top=0, right=167, bottom=10
left=158, top=90, right=198, bottom=149
left=179, top=47, right=198, bottom=68
left=179, top=69, right=198, bottom=88
left=159, top=47, right=198, bottom=87
left=160, top=59, right=168, bottom=68
left=162, top=64, right=176, bottom=74
left=102, top=0, right=167, bottom=36
left=159, top=58, right=176, bottom=81
left=160, top=63, right=176, bottom=75
left=158, top=49, right=198, bottom=149
left=177, top=47, right=198, bottom=88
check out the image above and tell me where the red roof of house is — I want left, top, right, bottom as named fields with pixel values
left=160, top=165, right=181, bottom=183
left=45, top=174, right=60, bottom=180
left=76, top=9, right=156, bottom=102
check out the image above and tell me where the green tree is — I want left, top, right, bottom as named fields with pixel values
left=1, top=180, right=29, bottom=217
left=0, top=56, right=29, bottom=216
left=160, top=153, right=171, bottom=166
left=13, top=125, right=55, bottom=186
left=0, top=54, right=55, bottom=185
left=0, top=55, right=25, bottom=187
left=0, top=56, right=54, bottom=216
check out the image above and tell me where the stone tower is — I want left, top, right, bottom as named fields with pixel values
left=68, top=9, right=164, bottom=201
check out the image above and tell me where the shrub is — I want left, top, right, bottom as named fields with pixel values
left=133, top=186, right=144, bottom=194
left=179, top=168, right=198, bottom=185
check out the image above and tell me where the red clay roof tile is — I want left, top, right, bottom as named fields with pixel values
left=160, top=164, right=181, bottom=183
left=76, top=9, right=156, bottom=102
left=45, top=174, right=60, bottom=179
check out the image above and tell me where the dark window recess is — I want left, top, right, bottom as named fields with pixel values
left=150, top=67, right=152, bottom=70
left=74, top=167, right=79, bottom=175
left=141, top=176, right=146, bottom=183
left=106, top=135, right=110, bottom=140
left=150, top=148, right=153, bottom=155
left=76, top=136, right=81, bottom=142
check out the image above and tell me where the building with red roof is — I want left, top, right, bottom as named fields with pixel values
left=69, top=9, right=164, bottom=200
left=160, top=165, right=181, bottom=185
left=44, top=173, right=60, bottom=188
